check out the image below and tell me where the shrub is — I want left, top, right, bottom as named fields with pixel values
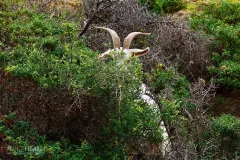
left=190, top=0, right=240, bottom=89
left=139, top=0, right=186, bottom=14
left=149, top=65, right=190, bottom=106
left=163, top=0, right=186, bottom=13
left=139, top=0, right=165, bottom=14
left=0, top=8, right=109, bottom=144
left=147, top=62, right=217, bottom=159
left=0, top=113, right=101, bottom=160
left=201, top=115, right=240, bottom=159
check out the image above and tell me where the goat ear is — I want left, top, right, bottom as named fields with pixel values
left=130, top=47, right=150, bottom=57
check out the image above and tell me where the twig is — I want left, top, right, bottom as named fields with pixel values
left=78, top=14, right=97, bottom=37
left=78, top=0, right=114, bottom=37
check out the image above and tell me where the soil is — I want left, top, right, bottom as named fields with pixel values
left=210, top=90, right=240, bottom=117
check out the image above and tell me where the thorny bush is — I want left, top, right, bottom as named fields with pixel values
left=83, top=0, right=211, bottom=81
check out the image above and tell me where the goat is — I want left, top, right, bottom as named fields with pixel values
left=96, top=27, right=150, bottom=64
left=96, top=27, right=171, bottom=156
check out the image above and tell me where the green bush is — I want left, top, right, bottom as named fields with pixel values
left=139, top=0, right=186, bottom=14
left=0, top=6, right=164, bottom=159
left=204, top=1, right=240, bottom=24
left=150, top=64, right=190, bottom=107
left=148, top=64, right=194, bottom=127
left=201, top=115, right=240, bottom=159
left=0, top=9, right=99, bottom=89
left=0, top=113, right=100, bottom=160
left=163, top=0, right=186, bottom=13
left=190, top=0, right=240, bottom=89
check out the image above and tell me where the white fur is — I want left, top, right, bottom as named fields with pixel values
left=100, top=47, right=150, bottom=65
left=140, top=84, right=171, bottom=156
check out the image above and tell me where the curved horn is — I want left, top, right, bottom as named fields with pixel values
left=123, top=32, right=151, bottom=49
left=95, top=27, right=121, bottom=49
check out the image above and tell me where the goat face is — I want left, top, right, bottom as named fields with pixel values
left=96, top=27, right=150, bottom=63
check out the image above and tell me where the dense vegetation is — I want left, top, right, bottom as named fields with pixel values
left=139, top=0, right=186, bottom=14
left=0, top=0, right=239, bottom=159
left=0, top=2, right=162, bottom=159
left=190, top=0, right=240, bottom=89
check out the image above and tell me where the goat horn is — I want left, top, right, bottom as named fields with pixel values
left=123, top=32, right=151, bottom=49
left=95, top=27, right=121, bottom=49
